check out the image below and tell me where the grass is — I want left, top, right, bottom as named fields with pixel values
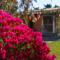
left=48, top=41, right=60, bottom=60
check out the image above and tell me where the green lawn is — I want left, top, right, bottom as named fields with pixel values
left=48, top=41, right=60, bottom=60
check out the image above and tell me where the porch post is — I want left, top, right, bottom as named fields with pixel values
left=53, top=16, right=55, bottom=33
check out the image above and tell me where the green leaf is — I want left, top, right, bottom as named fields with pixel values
left=0, top=38, right=3, bottom=43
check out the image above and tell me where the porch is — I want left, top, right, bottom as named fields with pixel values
left=33, top=8, right=60, bottom=40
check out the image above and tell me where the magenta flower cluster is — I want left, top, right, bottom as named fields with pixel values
left=0, top=10, right=55, bottom=60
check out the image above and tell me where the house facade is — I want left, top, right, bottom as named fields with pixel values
left=33, top=8, right=60, bottom=36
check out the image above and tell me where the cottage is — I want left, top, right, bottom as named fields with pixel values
left=33, top=8, right=60, bottom=37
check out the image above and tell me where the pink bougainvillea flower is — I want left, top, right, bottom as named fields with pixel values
left=0, top=10, right=56, bottom=60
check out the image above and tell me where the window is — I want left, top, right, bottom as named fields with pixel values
left=43, top=15, right=55, bottom=33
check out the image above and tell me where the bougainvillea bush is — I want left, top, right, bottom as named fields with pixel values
left=0, top=10, right=55, bottom=60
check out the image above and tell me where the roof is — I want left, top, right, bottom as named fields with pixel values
left=33, top=8, right=60, bottom=15
left=26, top=8, right=60, bottom=15
left=42, top=8, right=60, bottom=11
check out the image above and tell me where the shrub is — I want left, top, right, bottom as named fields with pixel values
left=0, top=10, right=55, bottom=60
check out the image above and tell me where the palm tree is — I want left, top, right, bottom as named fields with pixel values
left=17, top=0, right=38, bottom=25
left=17, top=0, right=38, bottom=12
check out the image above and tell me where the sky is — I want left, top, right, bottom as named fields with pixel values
left=37, top=0, right=60, bottom=9
left=17, top=0, right=60, bottom=12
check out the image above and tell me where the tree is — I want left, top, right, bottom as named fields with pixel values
left=44, top=4, right=52, bottom=8
left=0, top=0, right=18, bottom=16
left=0, top=0, right=38, bottom=26
left=17, top=0, right=38, bottom=25
left=54, top=5, right=60, bottom=8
